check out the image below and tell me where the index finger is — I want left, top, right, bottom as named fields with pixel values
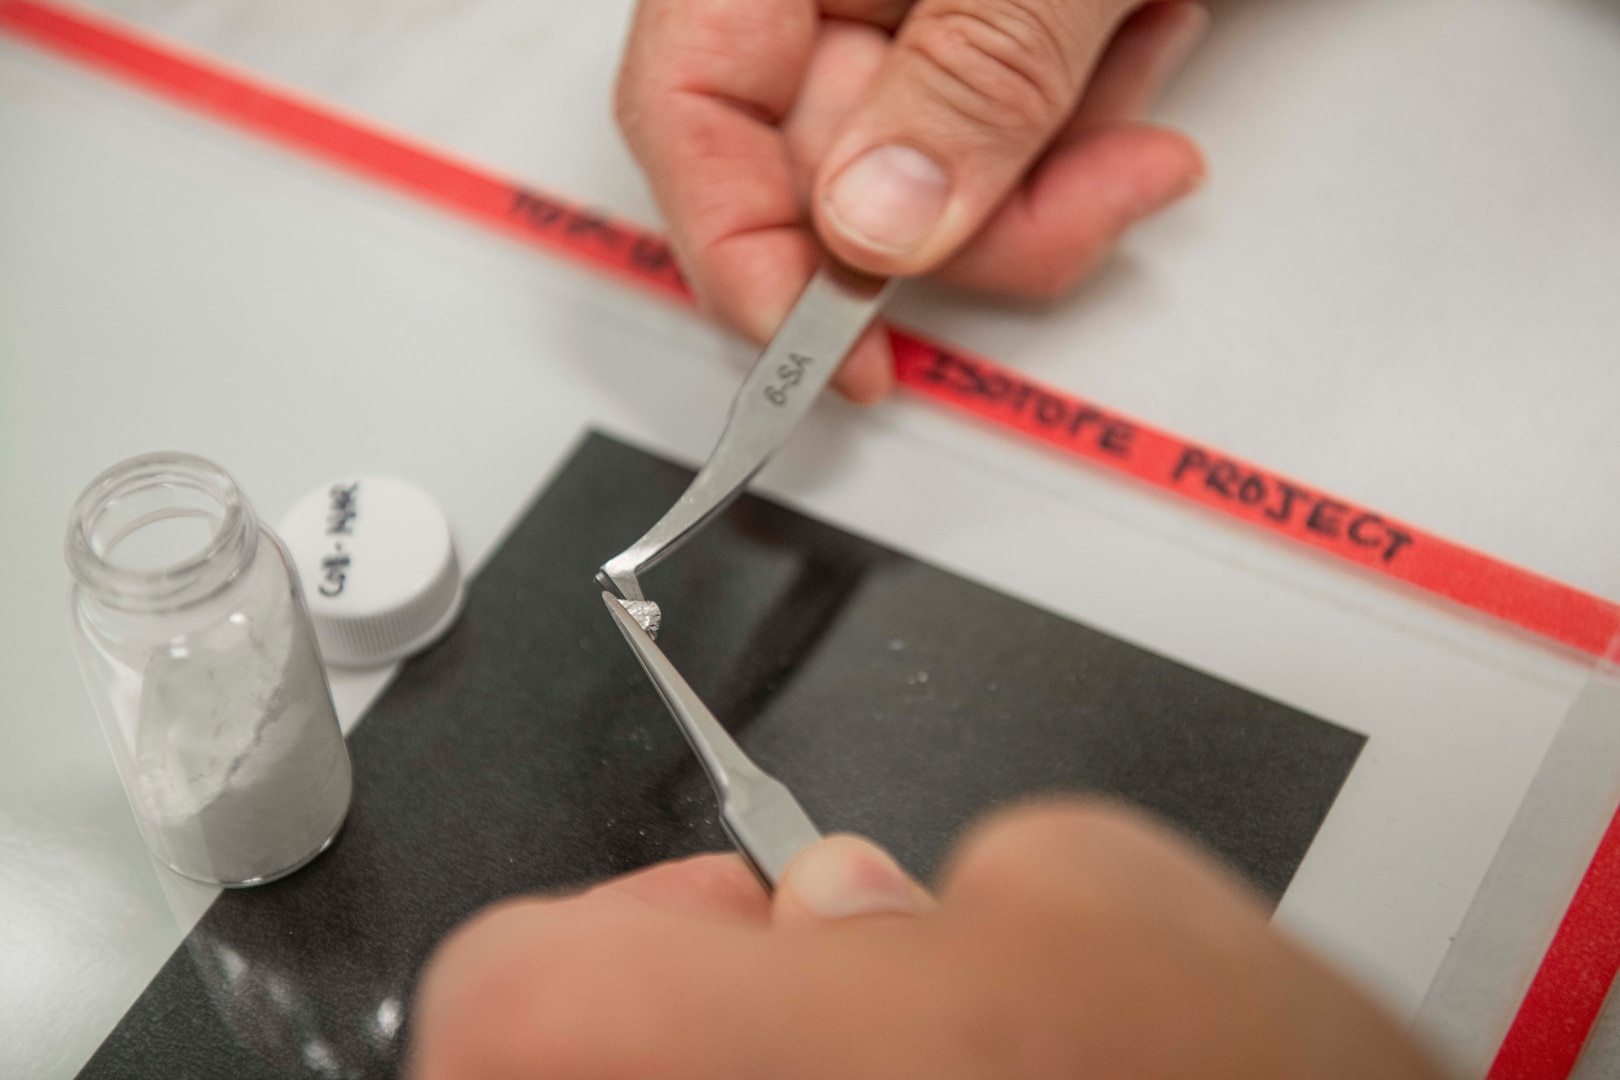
left=586, top=852, right=772, bottom=922
left=614, top=0, right=823, bottom=341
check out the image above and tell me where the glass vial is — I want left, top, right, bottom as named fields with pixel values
left=65, top=453, right=353, bottom=886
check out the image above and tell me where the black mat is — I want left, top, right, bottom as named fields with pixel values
left=79, top=431, right=1364, bottom=1079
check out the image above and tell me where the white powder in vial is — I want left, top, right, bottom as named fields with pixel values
left=133, top=548, right=351, bottom=885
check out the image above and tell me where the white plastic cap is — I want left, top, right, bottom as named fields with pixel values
left=276, top=477, right=465, bottom=668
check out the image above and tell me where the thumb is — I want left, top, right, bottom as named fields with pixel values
left=813, top=0, right=1135, bottom=275
left=773, top=835, right=934, bottom=927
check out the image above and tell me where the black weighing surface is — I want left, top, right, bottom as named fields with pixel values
left=80, top=431, right=1364, bottom=1079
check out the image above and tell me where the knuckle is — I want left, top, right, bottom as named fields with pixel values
left=612, top=7, right=658, bottom=141
left=901, top=0, right=1081, bottom=136
left=948, top=801, right=1097, bottom=886
left=1027, top=241, right=1111, bottom=298
left=416, top=899, right=631, bottom=1075
left=421, top=899, right=532, bottom=991
left=944, top=799, right=1149, bottom=912
left=612, top=47, right=664, bottom=148
left=611, top=77, right=640, bottom=139
left=1018, top=255, right=1088, bottom=299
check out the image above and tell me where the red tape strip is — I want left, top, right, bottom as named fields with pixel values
left=3, top=4, right=1617, bottom=1074
left=1488, top=805, right=1620, bottom=1080
left=891, top=339, right=1620, bottom=661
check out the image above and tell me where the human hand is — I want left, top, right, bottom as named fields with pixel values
left=614, top=0, right=1209, bottom=402
left=409, top=802, right=1444, bottom=1079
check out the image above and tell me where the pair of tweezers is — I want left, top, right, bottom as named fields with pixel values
left=599, top=262, right=893, bottom=888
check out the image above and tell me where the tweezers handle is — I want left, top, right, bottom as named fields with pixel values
left=602, top=593, right=821, bottom=888
left=600, top=263, right=892, bottom=601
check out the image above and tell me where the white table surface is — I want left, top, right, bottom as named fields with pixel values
left=3, top=0, right=1618, bottom=1076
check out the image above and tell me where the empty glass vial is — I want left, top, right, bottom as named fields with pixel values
left=66, top=453, right=352, bottom=886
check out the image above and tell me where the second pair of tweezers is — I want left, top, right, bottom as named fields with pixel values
left=599, top=262, right=893, bottom=888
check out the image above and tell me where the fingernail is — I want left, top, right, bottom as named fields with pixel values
left=824, top=145, right=950, bottom=255
left=784, top=836, right=923, bottom=919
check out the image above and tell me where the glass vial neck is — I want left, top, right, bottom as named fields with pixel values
left=65, top=452, right=259, bottom=613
